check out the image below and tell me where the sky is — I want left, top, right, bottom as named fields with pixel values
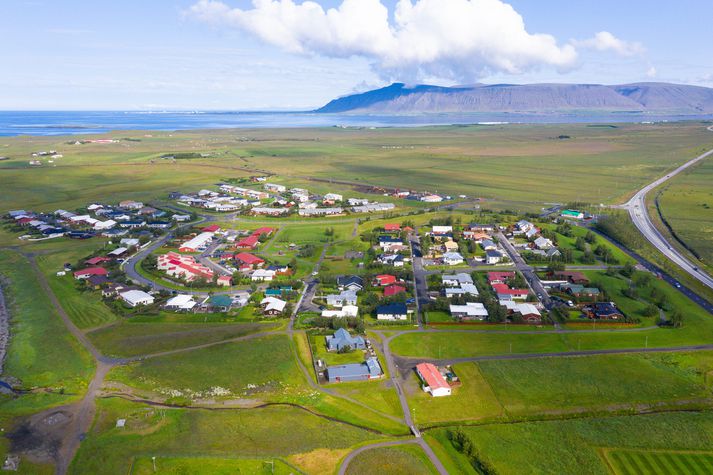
left=1, top=0, right=711, bottom=110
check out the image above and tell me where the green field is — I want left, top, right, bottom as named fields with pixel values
left=69, top=398, right=383, bottom=475
left=0, top=250, right=92, bottom=398
left=130, top=456, right=298, bottom=474
left=604, top=449, right=713, bottom=475
left=476, top=353, right=712, bottom=417
left=108, top=334, right=305, bottom=400
left=88, top=321, right=278, bottom=358
left=430, top=411, right=713, bottom=475
left=655, top=156, right=713, bottom=275
left=344, top=444, right=439, bottom=475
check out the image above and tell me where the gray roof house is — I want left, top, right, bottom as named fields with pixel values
left=325, top=357, right=383, bottom=383
left=325, top=328, right=366, bottom=352
left=326, top=290, right=358, bottom=307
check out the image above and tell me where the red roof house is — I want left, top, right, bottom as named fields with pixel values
left=384, top=284, right=406, bottom=296
left=488, top=272, right=515, bottom=284
left=375, top=274, right=397, bottom=286
left=74, top=267, right=109, bottom=279
left=416, top=363, right=451, bottom=397
left=252, top=227, right=275, bottom=237
left=236, top=235, right=259, bottom=249
left=85, top=256, right=111, bottom=266
left=384, top=223, right=401, bottom=232
left=235, top=252, right=265, bottom=269
left=217, top=275, right=233, bottom=287
left=202, top=224, right=220, bottom=233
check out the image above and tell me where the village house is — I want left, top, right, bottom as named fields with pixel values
left=443, top=252, right=465, bottom=266
left=74, top=267, right=108, bottom=280
left=164, top=294, right=197, bottom=312
left=378, top=253, right=405, bottom=267
left=264, top=183, right=287, bottom=193
left=251, top=207, right=289, bottom=216
left=378, top=235, right=404, bottom=251
left=384, top=284, right=406, bottom=297
left=251, top=269, right=276, bottom=282
left=298, top=207, right=344, bottom=216
left=261, top=297, right=287, bottom=316
left=352, top=203, right=395, bottom=213
left=325, top=357, right=383, bottom=383
left=500, top=301, right=542, bottom=323
left=486, top=250, right=505, bottom=265
left=325, top=328, right=365, bottom=352
left=321, top=305, right=359, bottom=318
left=157, top=252, right=214, bottom=282
left=217, top=275, right=233, bottom=287
left=119, top=289, right=154, bottom=307
left=376, top=303, right=408, bottom=321
left=178, top=232, right=214, bottom=253
left=323, top=193, right=343, bottom=202
left=534, top=236, right=554, bottom=250
left=450, top=302, right=489, bottom=320
left=374, top=274, right=398, bottom=286
left=234, top=252, right=265, bottom=271
left=416, top=363, right=451, bottom=397
left=584, top=302, right=624, bottom=320
left=383, top=223, right=401, bottom=233
left=337, top=275, right=364, bottom=292
left=326, top=290, right=358, bottom=307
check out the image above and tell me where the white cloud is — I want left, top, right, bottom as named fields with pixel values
left=187, top=0, right=578, bottom=82
left=575, top=31, right=644, bottom=57
left=646, top=66, right=657, bottom=78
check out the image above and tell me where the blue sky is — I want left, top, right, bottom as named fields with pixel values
left=1, top=0, right=711, bottom=110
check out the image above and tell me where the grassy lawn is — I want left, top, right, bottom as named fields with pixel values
left=429, top=411, right=713, bottom=475
left=0, top=250, right=93, bottom=397
left=405, top=363, right=504, bottom=426
left=310, top=333, right=366, bottom=366
left=108, top=334, right=306, bottom=400
left=69, top=398, right=383, bottom=475
left=477, top=353, right=712, bottom=417
left=603, top=449, right=713, bottom=475
left=344, top=444, right=439, bottom=475
left=88, top=321, right=279, bottom=358
left=656, top=156, right=713, bottom=274
left=130, top=456, right=298, bottom=474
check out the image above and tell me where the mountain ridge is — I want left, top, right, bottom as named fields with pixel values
left=316, top=82, right=713, bottom=114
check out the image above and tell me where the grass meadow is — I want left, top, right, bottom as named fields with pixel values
left=429, top=411, right=713, bottom=475
left=344, top=444, right=439, bottom=475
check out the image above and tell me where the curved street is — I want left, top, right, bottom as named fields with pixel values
left=622, top=126, right=713, bottom=291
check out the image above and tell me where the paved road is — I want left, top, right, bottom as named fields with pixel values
left=623, top=140, right=713, bottom=290
left=372, top=331, right=449, bottom=474
left=495, top=232, right=554, bottom=313
left=589, top=228, right=713, bottom=314
left=408, top=227, right=427, bottom=327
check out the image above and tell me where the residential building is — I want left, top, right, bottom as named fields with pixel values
left=261, top=297, right=287, bottom=315
left=486, top=250, right=505, bottom=265
left=119, top=290, right=154, bottom=307
left=251, top=269, right=276, bottom=281
left=442, top=273, right=473, bottom=287
left=74, top=267, right=108, bottom=280
left=325, top=328, right=365, bottom=352
left=374, top=274, right=397, bottom=286
left=376, top=303, right=408, bottom=321
left=179, top=232, right=214, bottom=253
left=165, top=294, right=197, bottom=311
left=416, top=363, right=451, bottom=397
left=325, top=357, right=383, bottom=383
left=235, top=252, right=265, bottom=270
left=326, top=290, right=358, bottom=307
left=500, top=301, right=542, bottom=323
left=449, top=302, right=489, bottom=320
left=321, top=305, right=359, bottom=318
left=384, top=284, right=406, bottom=297
left=443, top=252, right=464, bottom=266
left=337, top=275, right=364, bottom=292
left=157, top=252, right=214, bottom=282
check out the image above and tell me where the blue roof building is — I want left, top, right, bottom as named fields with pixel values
left=326, top=328, right=366, bottom=352
left=325, top=357, right=383, bottom=383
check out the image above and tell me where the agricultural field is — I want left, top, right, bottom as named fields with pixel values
left=603, top=449, right=713, bottom=475
left=344, top=444, right=439, bottom=475
left=69, top=398, right=384, bottom=475
left=429, top=411, right=713, bottom=475
left=654, top=156, right=713, bottom=275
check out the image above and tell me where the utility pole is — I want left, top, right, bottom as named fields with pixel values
left=152, top=456, right=156, bottom=473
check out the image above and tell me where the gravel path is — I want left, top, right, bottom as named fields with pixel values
left=0, top=280, right=8, bottom=377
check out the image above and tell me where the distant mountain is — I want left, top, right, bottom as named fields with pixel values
left=316, top=82, right=713, bottom=114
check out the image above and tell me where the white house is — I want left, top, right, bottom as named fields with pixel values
left=119, top=290, right=154, bottom=307
left=450, top=302, right=489, bottom=320
left=251, top=269, right=276, bottom=281
left=443, top=252, right=465, bottom=266
left=324, top=193, right=343, bottom=202
left=321, top=305, right=359, bottom=318
left=416, top=363, right=451, bottom=397
left=165, top=294, right=197, bottom=311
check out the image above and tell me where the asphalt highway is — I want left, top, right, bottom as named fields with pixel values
left=624, top=143, right=713, bottom=291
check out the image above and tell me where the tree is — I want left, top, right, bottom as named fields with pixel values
left=621, top=262, right=636, bottom=278
left=670, top=310, right=684, bottom=328
left=643, top=304, right=659, bottom=318
left=585, top=230, right=597, bottom=244
left=575, top=236, right=587, bottom=252
left=547, top=261, right=565, bottom=273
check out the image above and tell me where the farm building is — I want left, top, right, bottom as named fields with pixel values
left=325, top=357, right=383, bottom=383
left=179, top=232, right=214, bottom=253
left=416, top=363, right=451, bottom=397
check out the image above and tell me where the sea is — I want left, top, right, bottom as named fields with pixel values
left=1, top=110, right=712, bottom=137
